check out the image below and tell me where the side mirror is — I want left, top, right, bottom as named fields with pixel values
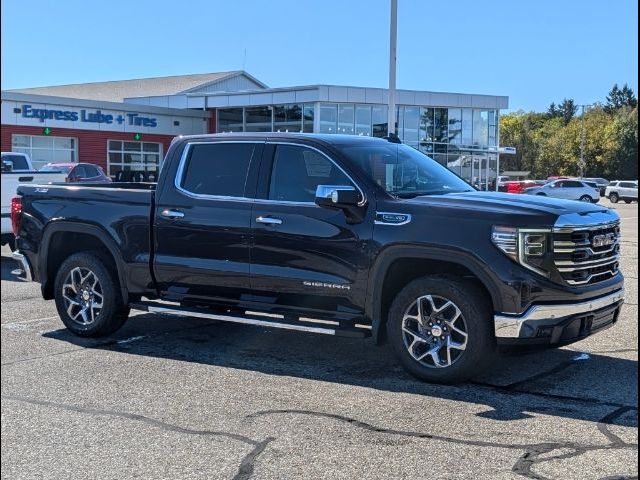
left=315, top=185, right=360, bottom=208
left=315, top=185, right=365, bottom=224
left=2, top=161, right=13, bottom=173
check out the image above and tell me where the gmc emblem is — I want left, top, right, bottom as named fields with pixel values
left=592, top=233, right=616, bottom=248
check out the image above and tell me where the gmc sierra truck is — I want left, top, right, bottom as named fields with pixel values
left=11, top=133, right=625, bottom=383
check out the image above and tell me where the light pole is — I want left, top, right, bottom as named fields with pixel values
left=387, top=0, right=398, bottom=136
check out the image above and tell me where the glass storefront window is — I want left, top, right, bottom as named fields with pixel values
left=372, top=105, right=388, bottom=137
left=303, top=104, right=314, bottom=133
left=448, top=108, right=462, bottom=144
left=217, top=108, right=244, bottom=132
left=338, top=104, right=355, bottom=134
left=420, top=107, right=434, bottom=143
left=488, top=110, right=498, bottom=146
left=433, top=108, right=448, bottom=143
left=355, top=105, right=372, bottom=136
left=403, top=106, right=420, bottom=148
left=245, top=106, right=272, bottom=132
left=473, top=110, right=489, bottom=146
left=446, top=154, right=463, bottom=176
left=461, top=108, right=473, bottom=146
left=320, top=104, right=337, bottom=133
left=274, top=104, right=302, bottom=132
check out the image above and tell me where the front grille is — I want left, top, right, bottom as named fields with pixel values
left=553, top=222, right=621, bottom=285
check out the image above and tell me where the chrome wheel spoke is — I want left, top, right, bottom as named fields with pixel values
left=402, top=294, right=468, bottom=369
left=61, top=267, right=103, bottom=327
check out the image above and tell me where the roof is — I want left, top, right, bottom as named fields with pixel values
left=6, top=71, right=267, bottom=103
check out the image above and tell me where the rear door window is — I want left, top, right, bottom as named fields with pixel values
left=180, top=142, right=258, bottom=197
left=564, top=180, right=583, bottom=188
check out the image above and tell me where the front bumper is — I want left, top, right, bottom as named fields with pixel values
left=494, top=288, right=624, bottom=343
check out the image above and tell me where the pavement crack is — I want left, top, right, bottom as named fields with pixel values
left=3, top=394, right=274, bottom=480
left=248, top=409, right=637, bottom=480
left=233, top=437, right=275, bottom=480
left=597, top=406, right=637, bottom=446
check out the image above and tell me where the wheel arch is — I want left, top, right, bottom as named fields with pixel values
left=366, top=245, right=503, bottom=344
left=39, top=221, right=129, bottom=304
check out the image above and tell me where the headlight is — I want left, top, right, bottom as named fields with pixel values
left=492, top=226, right=552, bottom=277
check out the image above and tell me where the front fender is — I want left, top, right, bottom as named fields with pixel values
left=366, top=244, right=506, bottom=344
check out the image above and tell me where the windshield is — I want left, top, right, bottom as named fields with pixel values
left=40, top=165, right=72, bottom=173
left=337, top=143, right=475, bottom=198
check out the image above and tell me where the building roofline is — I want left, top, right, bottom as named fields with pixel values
left=4, top=71, right=244, bottom=92
left=175, top=83, right=507, bottom=101
left=1, top=91, right=211, bottom=118
left=179, top=71, right=269, bottom=93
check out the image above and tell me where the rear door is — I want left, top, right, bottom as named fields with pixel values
left=153, top=140, right=263, bottom=304
left=250, top=142, right=374, bottom=318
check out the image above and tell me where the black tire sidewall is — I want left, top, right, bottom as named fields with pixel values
left=610, top=193, right=619, bottom=203
left=579, top=195, right=592, bottom=202
left=387, top=276, right=495, bottom=383
left=54, top=252, right=128, bottom=337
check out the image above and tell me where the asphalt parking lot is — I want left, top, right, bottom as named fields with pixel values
left=1, top=202, right=637, bottom=480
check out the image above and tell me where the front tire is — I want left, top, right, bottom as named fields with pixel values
left=624, top=199, right=632, bottom=204
left=610, top=193, right=619, bottom=203
left=579, top=195, right=592, bottom=203
left=387, top=276, right=496, bottom=383
left=54, top=252, right=130, bottom=337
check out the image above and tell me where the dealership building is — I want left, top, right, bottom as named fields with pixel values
left=1, top=70, right=508, bottom=185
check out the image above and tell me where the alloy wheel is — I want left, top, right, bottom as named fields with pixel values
left=61, top=267, right=104, bottom=326
left=401, top=295, right=468, bottom=368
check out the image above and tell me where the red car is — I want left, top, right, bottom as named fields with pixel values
left=40, top=162, right=112, bottom=183
left=506, top=179, right=546, bottom=194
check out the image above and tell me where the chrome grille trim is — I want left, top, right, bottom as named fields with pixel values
left=552, top=218, right=621, bottom=285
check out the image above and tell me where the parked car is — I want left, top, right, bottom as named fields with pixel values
left=506, top=179, right=545, bottom=194
left=1, top=152, right=67, bottom=250
left=40, top=162, right=111, bottom=183
left=525, top=179, right=600, bottom=202
left=605, top=180, right=638, bottom=203
left=495, top=175, right=511, bottom=192
left=11, top=133, right=624, bottom=383
left=582, top=177, right=610, bottom=196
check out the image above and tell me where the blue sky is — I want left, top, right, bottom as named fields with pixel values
left=1, top=0, right=637, bottom=111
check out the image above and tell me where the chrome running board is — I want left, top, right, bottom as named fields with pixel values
left=130, top=301, right=369, bottom=338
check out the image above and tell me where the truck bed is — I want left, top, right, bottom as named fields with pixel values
left=17, top=182, right=156, bottom=294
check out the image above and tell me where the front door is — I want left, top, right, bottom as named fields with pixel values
left=153, top=141, right=263, bottom=305
left=250, top=143, right=374, bottom=318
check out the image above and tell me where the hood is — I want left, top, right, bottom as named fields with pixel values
left=402, top=191, right=613, bottom=227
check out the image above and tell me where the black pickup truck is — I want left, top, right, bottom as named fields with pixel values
left=12, top=133, right=625, bottom=382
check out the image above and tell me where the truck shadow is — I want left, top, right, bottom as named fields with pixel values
left=42, top=312, right=638, bottom=428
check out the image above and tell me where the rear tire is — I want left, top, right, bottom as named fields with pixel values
left=610, top=193, right=619, bottom=203
left=386, top=276, right=496, bottom=383
left=54, top=252, right=130, bottom=337
left=624, top=199, right=632, bottom=204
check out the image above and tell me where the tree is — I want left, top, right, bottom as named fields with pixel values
left=559, top=98, right=577, bottom=125
left=547, top=102, right=559, bottom=118
left=605, top=83, right=638, bottom=112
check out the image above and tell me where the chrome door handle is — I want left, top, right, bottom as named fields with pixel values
left=161, top=209, right=185, bottom=219
left=256, top=216, right=283, bottom=225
